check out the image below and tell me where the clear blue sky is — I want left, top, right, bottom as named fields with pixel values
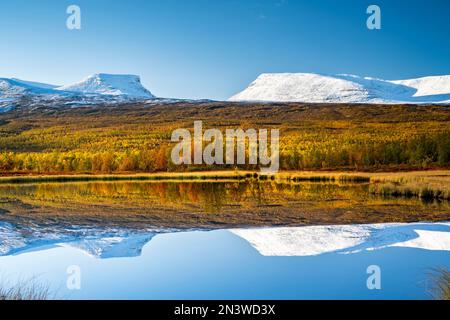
left=1, top=0, right=449, bottom=100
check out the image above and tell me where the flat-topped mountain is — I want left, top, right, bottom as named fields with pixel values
left=57, top=73, right=154, bottom=99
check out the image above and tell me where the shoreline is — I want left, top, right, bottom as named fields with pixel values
left=0, top=169, right=449, bottom=181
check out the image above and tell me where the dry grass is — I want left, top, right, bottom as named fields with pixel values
left=368, top=171, right=450, bottom=201
left=0, top=171, right=251, bottom=184
left=428, top=268, right=450, bottom=300
left=0, top=278, right=51, bottom=300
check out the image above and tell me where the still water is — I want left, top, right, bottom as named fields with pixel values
left=0, top=181, right=449, bottom=299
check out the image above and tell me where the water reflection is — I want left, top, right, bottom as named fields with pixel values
left=231, top=222, right=450, bottom=256
left=0, top=223, right=449, bottom=300
left=1, top=220, right=449, bottom=259
left=0, top=180, right=371, bottom=211
left=0, top=180, right=448, bottom=228
left=0, top=221, right=168, bottom=258
left=0, top=181, right=448, bottom=299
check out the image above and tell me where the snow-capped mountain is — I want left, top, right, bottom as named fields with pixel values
left=0, top=73, right=155, bottom=112
left=229, top=73, right=450, bottom=104
left=57, top=73, right=154, bottom=99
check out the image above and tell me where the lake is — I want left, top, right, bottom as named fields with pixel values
left=0, top=180, right=449, bottom=299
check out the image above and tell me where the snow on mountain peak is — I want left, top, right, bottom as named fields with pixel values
left=229, top=73, right=450, bottom=104
left=57, top=73, right=155, bottom=99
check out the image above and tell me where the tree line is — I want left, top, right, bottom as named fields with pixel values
left=0, top=132, right=449, bottom=173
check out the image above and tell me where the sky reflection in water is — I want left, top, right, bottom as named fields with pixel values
left=0, top=223, right=449, bottom=300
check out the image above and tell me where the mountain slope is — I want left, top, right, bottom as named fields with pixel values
left=57, top=73, right=155, bottom=99
left=11, top=78, right=59, bottom=90
left=229, top=73, right=450, bottom=104
left=0, top=78, right=60, bottom=98
left=392, top=75, right=450, bottom=97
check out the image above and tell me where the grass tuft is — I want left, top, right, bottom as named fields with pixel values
left=427, top=268, right=450, bottom=300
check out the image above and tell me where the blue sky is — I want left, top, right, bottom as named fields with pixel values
left=1, top=0, right=449, bottom=100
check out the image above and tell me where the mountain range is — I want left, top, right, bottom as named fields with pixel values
left=1, top=72, right=450, bottom=110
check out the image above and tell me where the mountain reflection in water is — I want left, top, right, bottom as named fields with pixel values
left=1, top=221, right=448, bottom=259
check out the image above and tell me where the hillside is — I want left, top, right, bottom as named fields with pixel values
left=0, top=101, right=449, bottom=174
